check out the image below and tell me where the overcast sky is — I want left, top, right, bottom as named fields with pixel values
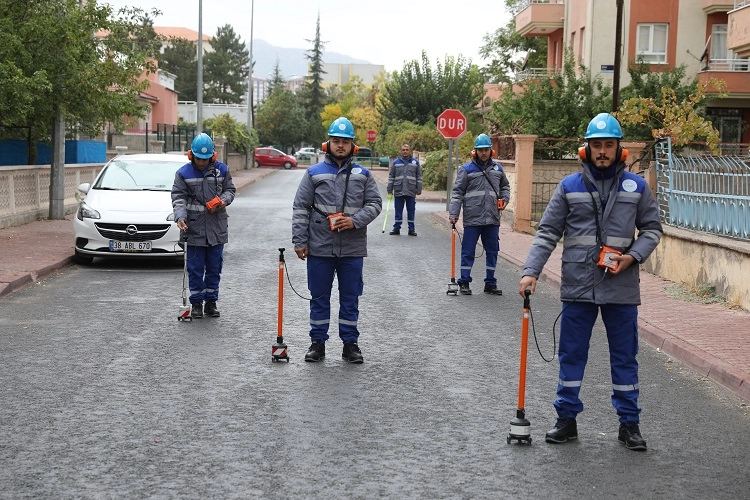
left=102, top=0, right=513, bottom=72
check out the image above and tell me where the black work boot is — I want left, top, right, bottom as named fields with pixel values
left=545, top=417, right=578, bottom=443
left=459, top=282, right=472, bottom=295
left=389, top=229, right=400, bottom=235
left=342, top=342, right=364, bottom=363
left=408, top=231, right=417, bottom=236
left=618, top=422, right=647, bottom=451
left=205, top=300, right=220, bottom=317
left=484, top=284, right=503, bottom=295
left=304, top=342, right=325, bottom=362
left=190, top=302, right=203, bottom=319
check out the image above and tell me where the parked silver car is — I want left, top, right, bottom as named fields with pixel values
left=294, top=147, right=318, bottom=161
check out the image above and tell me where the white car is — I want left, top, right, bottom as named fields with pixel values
left=73, top=154, right=187, bottom=265
left=294, top=147, right=318, bottom=161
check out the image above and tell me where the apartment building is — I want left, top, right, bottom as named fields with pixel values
left=515, top=0, right=750, bottom=144
left=319, top=63, right=386, bottom=88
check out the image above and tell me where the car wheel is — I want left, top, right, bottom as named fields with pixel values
left=74, top=250, right=94, bottom=265
left=283, top=162, right=292, bottom=170
left=254, top=160, right=260, bottom=168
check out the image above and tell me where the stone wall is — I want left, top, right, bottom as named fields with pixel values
left=644, top=226, right=750, bottom=310
left=0, top=164, right=103, bottom=229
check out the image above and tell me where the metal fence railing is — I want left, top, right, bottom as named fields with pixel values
left=514, top=67, right=562, bottom=83
left=655, top=137, right=750, bottom=240
left=531, top=182, right=558, bottom=223
left=107, top=123, right=211, bottom=154
left=513, top=0, right=565, bottom=14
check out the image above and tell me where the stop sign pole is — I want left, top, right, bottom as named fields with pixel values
left=436, top=109, right=468, bottom=211
left=366, top=130, right=377, bottom=167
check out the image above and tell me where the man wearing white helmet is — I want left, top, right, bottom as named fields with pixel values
left=292, top=117, right=382, bottom=363
left=519, top=113, right=663, bottom=451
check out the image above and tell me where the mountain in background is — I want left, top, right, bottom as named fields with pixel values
left=250, top=39, right=371, bottom=79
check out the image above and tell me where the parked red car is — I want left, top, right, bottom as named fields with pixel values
left=253, top=147, right=298, bottom=169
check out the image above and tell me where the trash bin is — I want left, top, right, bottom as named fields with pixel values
left=379, top=157, right=390, bottom=168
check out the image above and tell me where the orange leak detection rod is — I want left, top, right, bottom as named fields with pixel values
left=446, top=222, right=459, bottom=295
left=272, top=248, right=289, bottom=362
left=508, top=290, right=532, bottom=444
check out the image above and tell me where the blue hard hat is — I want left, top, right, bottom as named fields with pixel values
left=191, top=133, right=215, bottom=159
left=327, top=117, right=356, bottom=139
left=584, top=113, right=623, bottom=139
left=474, top=133, right=492, bottom=149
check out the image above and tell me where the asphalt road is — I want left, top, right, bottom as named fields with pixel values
left=1, top=169, right=749, bottom=499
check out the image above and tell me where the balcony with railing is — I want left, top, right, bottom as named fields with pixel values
left=698, top=58, right=750, bottom=95
left=515, top=0, right=565, bottom=37
left=702, top=0, right=734, bottom=14
left=514, top=67, right=562, bottom=83
left=728, top=1, right=750, bottom=57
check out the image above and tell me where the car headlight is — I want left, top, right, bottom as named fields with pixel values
left=77, top=202, right=100, bottom=220
left=167, top=213, right=175, bottom=221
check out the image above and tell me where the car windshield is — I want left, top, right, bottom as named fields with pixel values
left=93, top=160, right=183, bottom=191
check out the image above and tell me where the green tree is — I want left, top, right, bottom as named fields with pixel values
left=204, top=24, right=250, bottom=104
left=378, top=121, right=444, bottom=158
left=479, top=0, right=547, bottom=84
left=485, top=53, right=611, bottom=157
left=203, top=113, right=258, bottom=155
left=298, top=14, right=327, bottom=144
left=157, top=36, right=198, bottom=102
left=0, top=0, right=161, bottom=160
left=255, top=87, right=307, bottom=148
left=320, top=76, right=372, bottom=128
left=378, top=51, right=484, bottom=126
left=618, top=62, right=699, bottom=141
left=616, top=78, right=728, bottom=153
left=267, top=59, right=285, bottom=96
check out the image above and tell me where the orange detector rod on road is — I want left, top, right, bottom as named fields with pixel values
left=446, top=223, right=459, bottom=295
left=272, top=248, right=289, bottom=362
left=508, top=290, right=532, bottom=444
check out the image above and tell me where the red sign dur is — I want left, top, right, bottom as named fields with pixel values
left=436, top=109, right=467, bottom=139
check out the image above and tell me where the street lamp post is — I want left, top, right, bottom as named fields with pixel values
left=245, top=0, right=254, bottom=169
left=197, top=0, right=204, bottom=133
left=247, top=0, right=254, bottom=131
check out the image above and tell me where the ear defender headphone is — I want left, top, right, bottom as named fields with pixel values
left=578, top=143, right=628, bottom=164
left=471, top=149, right=496, bottom=158
left=188, top=150, right=217, bottom=163
left=321, top=141, right=359, bottom=155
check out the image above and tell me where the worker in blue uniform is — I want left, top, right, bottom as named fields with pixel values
left=172, top=133, right=236, bottom=319
left=519, top=113, right=663, bottom=451
left=387, top=143, right=422, bottom=236
left=449, top=133, right=511, bottom=296
left=292, top=117, right=382, bottom=363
